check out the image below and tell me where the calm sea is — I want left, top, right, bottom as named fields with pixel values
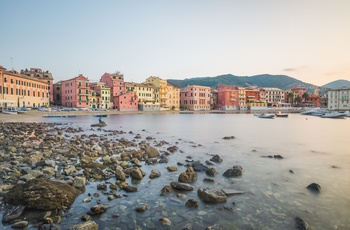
left=1, top=113, right=350, bottom=229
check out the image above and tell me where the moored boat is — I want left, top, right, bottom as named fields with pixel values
left=275, top=111, right=288, bottom=118
left=258, top=113, right=275, bottom=119
left=94, top=114, right=108, bottom=117
left=321, top=111, right=348, bottom=119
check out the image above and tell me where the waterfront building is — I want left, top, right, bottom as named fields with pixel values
left=125, top=82, right=160, bottom=111
left=89, top=82, right=112, bottom=109
left=0, top=65, right=50, bottom=108
left=180, top=85, right=211, bottom=111
left=61, top=74, right=89, bottom=108
left=145, top=76, right=180, bottom=110
left=21, top=68, right=54, bottom=104
left=100, top=72, right=138, bottom=111
left=245, top=87, right=267, bottom=110
left=327, top=86, right=350, bottom=111
left=216, top=85, right=239, bottom=110
left=210, top=89, right=218, bottom=110
left=53, top=81, right=62, bottom=105
left=238, top=87, right=247, bottom=110
left=264, top=88, right=285, bottom=107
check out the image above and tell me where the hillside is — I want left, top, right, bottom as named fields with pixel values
left=167, top=74, right=317, bottom=91
left=322, top=80, right=350, bottom=89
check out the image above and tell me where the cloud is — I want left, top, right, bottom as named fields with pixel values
left=282, top=66, right=307, bottom=72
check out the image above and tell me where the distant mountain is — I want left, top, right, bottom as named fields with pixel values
left=322, top=80, right=350, bottom=89
left=167, top=74, right=317, bottom=92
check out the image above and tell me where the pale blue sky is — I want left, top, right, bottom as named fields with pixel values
left=1, top=0, right=350, bottom=86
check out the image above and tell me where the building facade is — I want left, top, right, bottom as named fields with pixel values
left=180, top=85, right=211, bottom=111
left=0, top=65, right=50, bottom=108
left=216, top=85, right=239, bottom=110
left=61, top=75, right=89, bottom=108
left=327, top=87, right=350, bottom=111
left=89, top=82, right=112, bottom=109
left=264, top=88, right=285, bottom=107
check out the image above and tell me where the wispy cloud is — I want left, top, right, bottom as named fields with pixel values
left=282, top=66, right=307, bottom=72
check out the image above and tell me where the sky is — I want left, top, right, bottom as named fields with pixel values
left=1, top=0, right=350, bottom=86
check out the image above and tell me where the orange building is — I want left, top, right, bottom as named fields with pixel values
left=0, top=65, right=50, bottom=108
left=216, top=85, right=239, bottom=110
left=60, top=75, right=90, bottom=108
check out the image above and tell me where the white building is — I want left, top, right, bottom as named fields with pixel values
left=328, top=87, right=350, bottom=111
left=264, top=88, right=285, bottom=107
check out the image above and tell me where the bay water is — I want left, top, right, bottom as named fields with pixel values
left=1, top=113, right=349, bottom=229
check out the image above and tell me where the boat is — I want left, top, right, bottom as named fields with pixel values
left=258, top=113, right=275, bottom=119
left=321, top=111, right=348, bottom=119
left=275, top=111, right=288, bottom=118
left=300, top=108, right=327, bottom=116
left=2, top=107, right=18, bottom=115
left=94, top=114, right=108, bottom=117
left=91, top=123, right=107, bottom=127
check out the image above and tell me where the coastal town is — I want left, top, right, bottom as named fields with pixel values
left=0, top=65, right=349, bottom=113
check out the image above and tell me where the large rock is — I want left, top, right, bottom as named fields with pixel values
left=170, top=182, right=194, bottom=191
left=144, top=145, right=160, bottom=159
left=198, top=188, right=227, bottom=203
left=191, top=161, right=208, bottom=172
left=306, top=183, right=321, bottom=193
left=178, top=166, right=197, bottom=183
left=222, top=165, right=243, bottom=177
left=4, top=178, right=81, bottom=211
left=69, top=221, right=98, bottom=230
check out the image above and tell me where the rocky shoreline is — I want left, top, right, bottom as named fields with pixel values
left=0, top=119, right=318, bottom=230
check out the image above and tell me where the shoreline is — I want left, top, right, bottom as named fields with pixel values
left=0, top=108, right=304, bottom=121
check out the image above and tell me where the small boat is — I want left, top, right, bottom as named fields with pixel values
left=91, top=123, right=107, bottom=127
left=2, top=107, right=18, bottom=115
left=94, top=114, right=108, bottom=117
left=258, top=113, right=275, bottom=119
left=275, top=111, right=288, bottom=118
left=321, top=112, right=348, bottom=119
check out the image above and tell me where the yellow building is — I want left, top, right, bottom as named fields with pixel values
left=0, top=65, right=50, bottom=108
left=145, top=76, right=180, bottom=110
left=125, top=82, right=160, bottom=111
left=89, top=82, right=112, bottom=109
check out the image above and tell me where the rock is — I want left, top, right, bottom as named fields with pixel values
left=170, top=182, right=194, bottom=191
left=206, top=167, right=216, bottom=176
left=306, top=183, right=321, bottom=192
left=222, top=165, right=243, bottom=177
left=185, top=199, right=199, bottom=208
left=191, top=161, right=208, bottom=172
left=222, top=136, right=235, bottom=140
left=203, top=178, right=215, bottom=183
left=81, top=214, right=90, bottom=221
left=289, top=169, right=295, bottom=174
left=64, top=166, right=76, bottom=176
left=198, top=188, right=227, bottom=203
left=2, top=205, right=25, bottom=223
left=149, top=169, right=161, bottom=179
left=295, top=217, right=309, bottom=230
left=222, top=188, right=244, bottom=195
left=4, top=178, right=81, bottom=211
left=123, top=185, right=138, bottom=192
left=39, top=224, right=62, bottom=230
left=135, top=205, right=148, bottom=212
left=167, top=166, right=178, bottom=172
left=144, top=146, right=160, bottom=159
left=159, top=217, right=171, bottom=226
left=167, top=145, right=178, bottom=153
left=69, top=221, right=98, bottom=230
left=72, top=177, right=86, bottom=190
left=210, top=155, right=223, bottom=163
left=205, top=160, right=216, bottom=166
left=160, top=185, right=174, bottom=195
left=11, top=220, right=29, bottom=229
left=130, top=167, right=143, bottom=180
left=88, top=204, right=108, bottom=215
left=115, top=168, right=126, bottom=181
left=178, top=166, right=197, bottom=183
left=274, top=155, right=283, bottom=159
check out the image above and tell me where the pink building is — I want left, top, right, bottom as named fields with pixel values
left=61, top=75, right=89, bottom=108
left=216, top=85, right=239, bottom=110
left=180, top=85, right=211, bottom=111
left=100, top=72, right=138, bottom=111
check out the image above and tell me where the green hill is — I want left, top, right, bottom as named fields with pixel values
left=322, top=80, right=350, bottom=89
left=167, top=74, right=317, bottom=91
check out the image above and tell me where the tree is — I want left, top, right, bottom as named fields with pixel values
left=287, top=92, right=294, bottom=105
left=295, top=95, right=302, bottom=104
left=302, top=92, right=309, bottom=103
